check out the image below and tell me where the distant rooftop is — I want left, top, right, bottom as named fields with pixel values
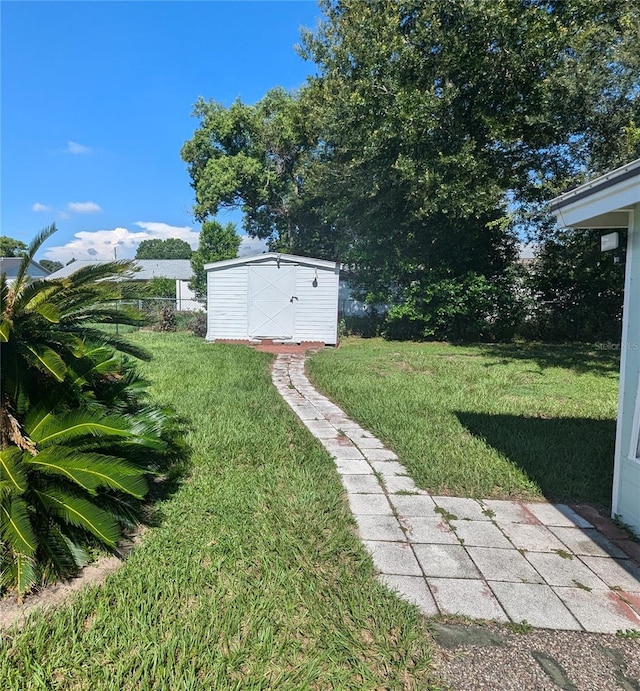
left=46, top=259, right=193, bottom=281
left=0, top=257, right=49, bottom=277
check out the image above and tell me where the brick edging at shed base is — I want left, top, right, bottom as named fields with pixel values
left=212, top=338, right=326, bottom=354
left=571, top=503, right=640, bottom=563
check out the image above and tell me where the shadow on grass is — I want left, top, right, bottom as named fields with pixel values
left=474, top=342, right=620, bottom=377
left=142, top=411, right=193, bottom=527
left=456, top=411, right=615, bottom=507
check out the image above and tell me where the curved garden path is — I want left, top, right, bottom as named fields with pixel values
left=272, top=353, right=640, bottom=635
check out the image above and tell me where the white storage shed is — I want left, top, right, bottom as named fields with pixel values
left=205, top=253, right=340, bottom=345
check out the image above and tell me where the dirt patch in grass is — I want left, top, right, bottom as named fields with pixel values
left=0, top=528, right=144, bottom=631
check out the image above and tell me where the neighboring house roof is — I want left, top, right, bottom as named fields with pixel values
left=134, top=259, right=193, bottom=281
left=46, top=260, right=106, bottom=279
left=0, top=257, right=50, bottom=278
left=204, top=252, right=339, bottom=272
left=46, top=259, right=193, bottom=281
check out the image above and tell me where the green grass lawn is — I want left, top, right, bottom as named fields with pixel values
left=0, top=334, right=435, bottom=690
left=308, top=338, right=620, bottom=507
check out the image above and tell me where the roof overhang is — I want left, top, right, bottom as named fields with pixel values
left=204, top=252, right=339, bottom=272
left=549, top=158, right=640, bottom=229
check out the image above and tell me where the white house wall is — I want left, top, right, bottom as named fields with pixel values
left=551, top=163, right=640, bottom=535
left=614, top=205, right=640, bottom=533
left=175, top=280, right=204, bottom=312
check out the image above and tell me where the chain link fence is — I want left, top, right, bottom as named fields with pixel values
left=103, top=297, right=207, bottom=334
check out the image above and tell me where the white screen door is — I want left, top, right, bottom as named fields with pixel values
left=248, top=265, right=295, bottom=339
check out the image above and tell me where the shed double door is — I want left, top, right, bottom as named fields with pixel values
left=248, top=265, right=296, bottom=339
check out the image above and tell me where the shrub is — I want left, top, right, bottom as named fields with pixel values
left=382, top=271, right=524, bottom=342
left=338, top=312, right=385, bottom=339
left=0, top=225, right=180, bottom=596
left=158, top=305, right=177, bottom=332
left=190, top=312, right=207, bottom=337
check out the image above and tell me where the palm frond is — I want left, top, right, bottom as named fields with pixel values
left=66, top=306, right=148, bottom=327
left=0, top=494, right=37, bottom=556
left=35, top=487, right=120, bottom=547
left=0, top=448, right=28, bottom=492
left=24, top=447, right=148, bottom=499
left=0, top=480, right=13, bottom=502
left=12, top=278, right=63, bottom=315
left=0, top=273, right=10, bottom=343
left=0, top=315, right=11, bottom=343
left=1, top=553, right=38, bottom=596
left=25, top=344, right=67, bottom=381
left=33, top=301, right=61, bottom=323
left=57, top=260, right=138, bottom=290
left=11, top=224, right=57, bottom=294
left=92, top=493, right=143, bottom=531
left=61, top=327, right=151, bottom=361
left=39, top=525, right=90, bottom=582
left=28, top=409, right=135, bottom=447
left=0, top=272, right=7, bottom=314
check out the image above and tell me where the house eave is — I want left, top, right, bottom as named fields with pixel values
left=549, top=158, right=640, bottom=229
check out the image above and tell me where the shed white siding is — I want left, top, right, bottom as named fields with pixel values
left=293, top=264, right=339, bottom=343
left=207, top=264, right=249, bottom=340
left=205, top=254, right=339, bottom=344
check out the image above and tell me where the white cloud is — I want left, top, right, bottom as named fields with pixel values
left=32, top=202, right=53, bottom=212
left=239, top=236, right=268, bottom=257
left=43, top=222, right=199, bottom=263
left=42, top=222, right=268, bottom=264
left=66, top=141, right=91, bottom=155
left=133, top=221, right=200, bottom=249
left=44, top=227, right=142, bottom=262
left=67, top=201, right=102, bottom=214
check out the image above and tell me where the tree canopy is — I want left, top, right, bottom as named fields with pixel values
left=182, top=0, right=640, bottom=340
left=0, top=236, right=28, bottom=257
left=135, top=238, right=193, bottom=260
left=181, top=88, right=335, bottom=255
left=189, top=221, right=241, bottom=298
left=38, top=259, right=63, bottom=273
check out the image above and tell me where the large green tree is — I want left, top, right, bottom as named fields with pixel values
left=135, top=238, right=193, bottom=260
left=0, top=236, right=27, bottom=257
left=189, top=221, right=241, bottom=298
left=181, top=0, right=639, bottom=340
left=294, top=0, right=639, bottom=338
left=525, top=229, right=626, bottom=342
left=181, top=88, right=336, bottom=257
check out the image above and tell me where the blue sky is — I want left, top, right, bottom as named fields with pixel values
left=1, top=0, right=323, bottom=262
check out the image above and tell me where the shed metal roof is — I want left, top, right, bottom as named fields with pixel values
left=204, top=252, right=339, bottom=272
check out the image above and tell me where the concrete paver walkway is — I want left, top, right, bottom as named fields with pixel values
left=272, top=353, right=640, bottom=634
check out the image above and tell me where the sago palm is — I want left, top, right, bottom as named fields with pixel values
left=0, top=225, right=178, bottom=596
